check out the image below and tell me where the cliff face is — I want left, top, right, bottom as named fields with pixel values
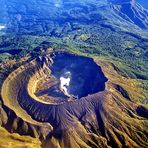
left=0, top=51, right=147, bottom=148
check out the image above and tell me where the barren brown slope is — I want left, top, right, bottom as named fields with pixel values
left=0, top=51, right=148, bottom=148
left=0, top=126, right=41, bottom=148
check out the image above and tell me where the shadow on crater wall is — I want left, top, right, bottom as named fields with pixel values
left=50, top=52, right=108, bottom=99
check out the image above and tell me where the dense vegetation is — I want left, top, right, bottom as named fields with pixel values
left=0, top=0, right=148, bottom=80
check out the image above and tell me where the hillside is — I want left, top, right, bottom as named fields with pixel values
left=0, top=0, right=148, bottom=148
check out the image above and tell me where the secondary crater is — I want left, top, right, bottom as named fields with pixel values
left=48, top=52, right=108, bottom=99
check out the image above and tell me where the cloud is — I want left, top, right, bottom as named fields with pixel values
left=54, top=0, right=63, bottom=8
left=0, top=25, right=6, bottom=30
left=60, top=71, right=71, bottom=96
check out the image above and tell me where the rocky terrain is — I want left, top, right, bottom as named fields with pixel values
left=0, top=49, right=148, bottom=148
left=0, top=0, right=148, bottom=148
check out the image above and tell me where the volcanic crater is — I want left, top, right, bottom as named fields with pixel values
left=0, top=49, right=148, bottom=148
left=49, top=52, right=107, bottom=100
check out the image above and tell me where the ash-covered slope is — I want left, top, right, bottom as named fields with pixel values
left=0, top=50, right=148, bottom=148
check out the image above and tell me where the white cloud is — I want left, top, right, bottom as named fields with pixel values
left=54, top=3, right=61, bottom=8
left=54, top=0, right=63, bottom=8
left=0, top=25, right=6, bottom=30
left=60, top=71, right=71, bottom=96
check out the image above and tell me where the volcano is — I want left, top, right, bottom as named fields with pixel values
left=0, top=49, right=148, bottom=148
left=0, top=0, right=148, bottom=148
